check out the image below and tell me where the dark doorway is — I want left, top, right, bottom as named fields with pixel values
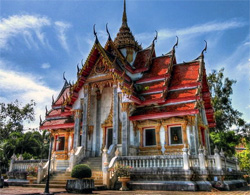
left=58, top=137, right=65, bottom=151
left=107, top=128, right=113, bottom=149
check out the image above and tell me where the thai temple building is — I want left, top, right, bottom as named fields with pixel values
left=36, top=0, right=245, bottom=191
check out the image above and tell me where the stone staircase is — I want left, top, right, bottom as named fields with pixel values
left=56, top=160, right=69, bottom=171
left=23, top=171, right=73, bottom=188
left=81, top=156, right=103, bottom=186
left=23, top=157, right=104, bottom=189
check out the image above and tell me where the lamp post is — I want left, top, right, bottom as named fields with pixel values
left=43, top=136, right=54, bottom=195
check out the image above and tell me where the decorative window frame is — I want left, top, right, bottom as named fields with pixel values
left=51, top=129, right=71, bottom=160
left=134, top=120, right=162, bottom=155
left=162, top=117, right=190, bottom=154
left=144, top=128, right=157, bottom=147
left=168, top=125, right=183, bottom=146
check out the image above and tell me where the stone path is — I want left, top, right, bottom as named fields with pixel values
left=0, top=186, right=249, bottom=195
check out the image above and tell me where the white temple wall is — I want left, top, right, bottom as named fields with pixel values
left=72, top=88, right=84, bottom=109
left=98, top=87, right=112, bottom=151
left=129, top=121, right=134, bottom=146
left=100, top=87, right=112, bottom=123
left=68, top=136, right=72, bottom=151
left=187, top=125, right=195, bottom=155
left=160, top=126, right=165, bottom=154
left=92, top=95, right=97, bottom=156
left=88, top=95, right=96, bottom=155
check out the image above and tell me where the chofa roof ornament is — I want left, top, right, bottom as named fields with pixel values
left=173, top=36, right=179, bottom=50
left=106, top=23, right=111, bottom=40
left=93, top=24, right=99, bottom=43
left=201, top=40, right=207, bottom=56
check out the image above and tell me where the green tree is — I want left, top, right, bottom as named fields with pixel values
left=207, top=68, right=246, bottom=156
left=0, top=100, right=35, bottom=140
left=237, top=140, right=250, bottom=174
left=207, top=68, right=243, bottom=132
left=210, top=131, right=241, bottom=156
left=2, top=131, right=40, bottom=159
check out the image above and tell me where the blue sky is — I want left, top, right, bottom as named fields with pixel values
left=0, top=0, right=249, bottom=129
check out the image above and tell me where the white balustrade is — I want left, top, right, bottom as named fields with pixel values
left=115, top=155, right=184, bottom=169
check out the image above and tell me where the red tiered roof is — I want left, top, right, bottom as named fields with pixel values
left=40, top=1, right=216, bottom=132
left=40, top=81, right=74, bottom=130
left=143, top=55, right=171, bottom=78
left=170, top=62, right=200, bottom=88
left=133, top=48, right=152, bottom=70
left=130, top=102, right=198, bottom=121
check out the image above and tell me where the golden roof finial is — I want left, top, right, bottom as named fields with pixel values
left=122, top=0, right=128, bottom=27
left=114, top=0, right=141, bottom=51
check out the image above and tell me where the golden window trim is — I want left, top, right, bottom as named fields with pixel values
left=138, top=122, right=162, bottom=153
left=162, top=117, right=188, bottom=143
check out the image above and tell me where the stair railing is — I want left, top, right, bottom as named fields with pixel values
left=68, top=146, right=85, bottom=172
left=37, top=153, right=56, bottom=184
left=102, top=144, right=119, bottom=188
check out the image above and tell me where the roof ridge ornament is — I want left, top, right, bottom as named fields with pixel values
left=77, top=63, right=80, bottom=74
left=63, top=72, right=68, bottom=85
left=93, top=24, right=99, bottom=43
left=153, top=30, right=158, bottom=44
left=52, top=95, right=55, bottom=104
left=39, top=115, right=42, bottom=126
left=81, top=59, right=84, bottom=67
left=173, top=36, right=179, bottom=50
left=201, top=40, right=207, bottom=56
left=106, top=23, right=111, bottom=40
left=45, top=106, right=48, bottom=116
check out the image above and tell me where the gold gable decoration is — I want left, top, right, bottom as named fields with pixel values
left=89, top=57, right=109, bottom=77
left=101, top=92, right=113, bottom=128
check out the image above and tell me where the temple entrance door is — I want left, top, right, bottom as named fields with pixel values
left=106, top=128, right=113, bottom=149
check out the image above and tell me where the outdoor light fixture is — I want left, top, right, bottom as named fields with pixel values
left=43, top=136, right=54, bottom=195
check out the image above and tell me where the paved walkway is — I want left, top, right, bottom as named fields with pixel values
left=0, top=186, right=249, bottom=195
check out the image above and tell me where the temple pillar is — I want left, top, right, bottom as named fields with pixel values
left=95, top=90, right=102, bottom=156
left=187, top=125, right=195, bottom=155
left=121, top=103, right=130, bottom=156
left=194, top=116, right=199, bottom=154
left=198, top=146, right=206, bottom=170
left=112, top=86, right=119, bottom=145
left=182, top=147, right=190, bottom=170
left=214, top=146, right=222, bottom=171
left=64, top=131, right=70, bottom=159
left=70, top=132, right=74, bottom=151
left=73, top=110, right=81, bottom=149
left=205, top=129, right=211, bottom=155
left=82, top=85, right=89, bottom=154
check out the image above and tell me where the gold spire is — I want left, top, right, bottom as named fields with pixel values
left=114, top=0, right=141, bottom=51
left=122, top=0, right=128, bottom=27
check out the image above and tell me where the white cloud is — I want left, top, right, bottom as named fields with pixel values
left=55, top=21, right=71, bottom=52
left=136, top=19, right=246, bottom=42
left=41, top=63, right=51, bottom=69
left=0, top=15, right=51, bottom=49
left=0, top=60, right=57, bottom=129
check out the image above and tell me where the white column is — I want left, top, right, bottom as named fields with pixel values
left=214, top=146, right=222, bottom=171
left=182, top=147, right=190, bottom=170
left=198, top=146, right=206, bottom=170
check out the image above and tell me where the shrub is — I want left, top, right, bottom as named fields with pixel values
left=22, top=152, right=33, bottom=160
left=71, top=164, right=92, bottom=179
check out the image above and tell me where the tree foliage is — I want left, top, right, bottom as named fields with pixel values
left=210, top=131, right=241, bottom=157
left=207, top=68, right=242, bottom=132
left=0, top=100, right=49, bottom=173
left=0, top=100, right=35, bottom=140
left=237, top=139, right=250, bottom=174
left=207, top=68, right=249, bottom=157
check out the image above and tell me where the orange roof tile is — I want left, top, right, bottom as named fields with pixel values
left=133, top=49, right=152, bottom=69
left=170, top=62, right=200, bottom=88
